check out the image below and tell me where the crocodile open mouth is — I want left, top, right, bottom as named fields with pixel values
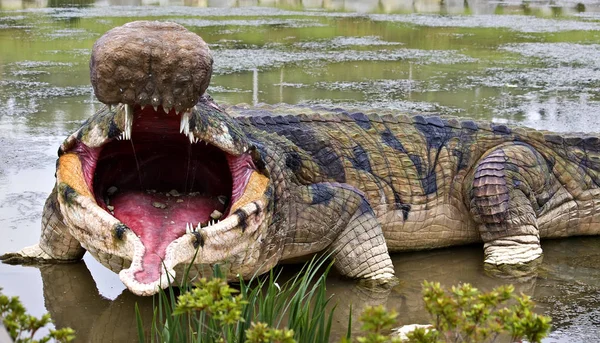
left=46, top=21, right=270, bottom=295
left=70, top=103, right=261, bottom=285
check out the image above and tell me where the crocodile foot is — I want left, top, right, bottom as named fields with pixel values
left=0, top=244, right=73, bottom=265
left=483, top=235, right=543, bottom=266
left=482, top=235, right=543, bottom=281
left=358, top=273, right=399, bottom=289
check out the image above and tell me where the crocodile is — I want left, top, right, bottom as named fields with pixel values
left=4, top=21, right=600, bottom=296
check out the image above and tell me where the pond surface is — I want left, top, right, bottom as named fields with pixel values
left=1, top=0, right=600, bottom=341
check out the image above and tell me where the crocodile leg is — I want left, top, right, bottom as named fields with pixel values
left=286, top=182, right=395, bottom=282
left=1, top=188, right=85, bottom=264
left=469, top=143, right=553, bottom=266
left=327, top=198, right=395, bottom=280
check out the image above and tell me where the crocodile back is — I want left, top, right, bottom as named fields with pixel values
left=226, top=103, right=600, bottom=249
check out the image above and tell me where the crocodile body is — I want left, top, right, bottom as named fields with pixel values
left=3, top=21, right=600, bottom=296
left=226, top=104, right=600, bottom=263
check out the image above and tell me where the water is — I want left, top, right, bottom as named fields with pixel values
left=1, top=0, right=600, bottom=341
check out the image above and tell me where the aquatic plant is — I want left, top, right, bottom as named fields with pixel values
left=343, top=305, right=402, bottom=343
left=136, top=261, right=552, bottom=343
left=0, top=288, right=75, bottom=343
left=404, top=281, right=551, bottom=343
left=136, top=257, right=334, bottom=343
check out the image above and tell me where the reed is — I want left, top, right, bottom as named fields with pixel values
left=135, top=257, right=335, bottom=343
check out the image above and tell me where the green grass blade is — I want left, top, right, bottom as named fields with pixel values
left=135, top=303, right=146, bottom=343
left=346, top=303, right=353, bottom=342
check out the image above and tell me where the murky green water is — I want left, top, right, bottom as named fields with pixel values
left=1, top=1, right=600, bottom=341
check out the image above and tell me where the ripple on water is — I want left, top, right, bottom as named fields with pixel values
left=302, top=98, right=448, bottom=114
left=213, top=48, right=476, bottom=74
left=508, top=97, right=600, bottom=133
left=501, top=43, right=600, bottom=68
left=369, top=13, right=600, bottom=32
left=44, top=28, right=94, bottom=40
left=295, top=36, right=402, bottom=49
left=173, top=18, right=326, bottom=28
left=0, top=15, right=31, bottom=30
left=315, top=79, right=422, bottom=98
left=537, top=281, right=600, bottom=342
left=0, top=80, right=92, bottom=100
left=0, top=80, right=92, bottom=117
left=12, top=61, right=74, bottom=69
left=467, top=67, right=600, bottom=91
left=0, top=192, right=48, bottom=230
left=44, top=6, right=314, bottom=19
left=10, top=70, right=50, bottom=77
left=44, top=48, right=92, bottom=56
left=208, top=85, right=252, bottom=93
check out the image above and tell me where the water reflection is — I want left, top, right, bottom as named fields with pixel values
left=30, top=238, right=600, bottom=341
left=0, top=0, right=596, bottom=15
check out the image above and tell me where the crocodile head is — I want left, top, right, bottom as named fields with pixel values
left=55, top=21, right=271, bottom=295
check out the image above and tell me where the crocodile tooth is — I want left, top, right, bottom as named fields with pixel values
left=108, top=104, right=112, bottom=111
left=153, top=105, right=158, bottom=112
left=188, top=132, right=195, bottom=144
left=186, top=223, right=192, bottom=233
left=124, top=104, right=134, bottom=140
left=180, top=110, right=190, bottom=135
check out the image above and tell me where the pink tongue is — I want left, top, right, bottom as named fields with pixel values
left=111, top=191, right=221, bottom=284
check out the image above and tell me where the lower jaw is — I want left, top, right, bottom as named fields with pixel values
left=110, top=191, right=225, bottom=284
left=110, top=195, right=267, bottom=296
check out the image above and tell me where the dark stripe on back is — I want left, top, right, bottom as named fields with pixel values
left=381, top=127, right=406, bottom=152
left=349, top=144, right=372, bottom=173
left=310, top=183, right=335, bottom=205
left=350, top=112, right=371, bottom=130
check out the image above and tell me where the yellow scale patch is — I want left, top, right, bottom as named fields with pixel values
left=229, top=171, right=269, bottom=214
left=57, top=153, right=93, bottom=198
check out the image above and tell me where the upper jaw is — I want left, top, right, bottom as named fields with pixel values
left=60, top=95, right=250, bottom=157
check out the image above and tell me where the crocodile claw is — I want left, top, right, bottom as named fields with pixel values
left=1, top=244, right=67, bottom=265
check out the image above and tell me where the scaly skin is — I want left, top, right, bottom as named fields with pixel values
left=4, top=21, right=600, bottom=296
left=225, top=104, right=600, bottom=272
